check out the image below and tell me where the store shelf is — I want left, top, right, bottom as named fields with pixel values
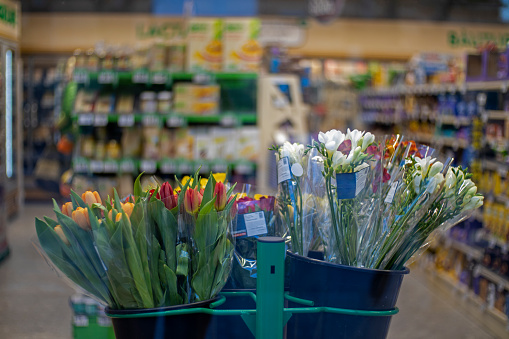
left=486, top=110, right=509, bottom=120
left=436, top=115, right=471, bottom=126
left=72, top=157, right=257, bottom=175
left=477, top=265, right=509, bottom=291
left=72, top=69, right=258, bottom=85
left=447, top=238, right=484, bottom=261
left=413, top=133, right=468, bottom=149
left=72, top=112, right=257, bottom=127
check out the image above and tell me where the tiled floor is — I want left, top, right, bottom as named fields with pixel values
left=0, top=203, right=501, bottom=338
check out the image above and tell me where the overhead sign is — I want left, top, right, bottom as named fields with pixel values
left=448, top=29, right=509, bottom=49
left=0, top=0, right=19, bottom=41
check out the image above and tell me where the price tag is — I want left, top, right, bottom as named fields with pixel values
left=97, top=316, right=111, bottom=327
left=118, top=114, right=135, bottom=127
left=220, top=115, right=237, bottom=127
left=193, top=73, right=213, bottom=84
left=89, top=160, right=104, bottom=173
left=179, top=161, right=192, bottom=173
left=77, top=113, right=94, bottom=126
left=98, top=71, right=116, bottom=84
left=245, top=211, right=268, bottom=237
left=73, top=71, right=89, bottom=84
left=142, top=115, right=160, bottom=127
left=73, top=160, right=89, bottom=173
left=198, top=162, right=210, bottom=173
left=132, top=70, right=149, bottom=83
left=151, top=72, right=168, bottom=84
left=94, top=114, right=109, bottom=126
left=73, top=315, right=89, bottom=327
left=120, top=160, right=136, bottom=173
left=140, top=160, right=157, bottom=173
left=166, top=115, right=185, bottom=127
left=236, top=163, right=254, bottom=175
left=277, top=157, right=292, bottom=183
left=212, top=162, right=228, bottom=173
left=160, top=161, right=177, bottom=174
left=103, top=161, right=118, bottom=173
left=385, top=181, right=399, bottom=204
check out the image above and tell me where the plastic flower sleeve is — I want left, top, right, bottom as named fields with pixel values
left=227, top=194, right=276, bottom=289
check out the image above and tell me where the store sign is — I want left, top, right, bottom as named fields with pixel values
left=0, top=0, right=18, bottom=40
left=136, top=22, right=184, bottom=40
left=448, top=29, right=509, bottom=49
left=259, top=21, right=306, bottom=47
left=308, top=0, right=345, bottom=24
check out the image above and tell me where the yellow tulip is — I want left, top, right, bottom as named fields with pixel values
left=54, top=225, right=70, bottom=245
left=236, top=193, right=247, bottom=200
left=181, top=176, right=193, bottom=187
left=61, top=202, right=73, bottom=217
left=212, top=173, right=226, bottom=183
left=200, top=178, right=208, bottom=189
left=115, top=213, right=122, bottom=222
left=72, top=207, right=91, bottom=231
left=254, top=194, right=269, bottom=200
left=121, top=202, right=134, bottom=217
left=82, top=191, right=102, bottom=207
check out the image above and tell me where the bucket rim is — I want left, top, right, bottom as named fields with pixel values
left=105, top=296, right=219, bottom=315
left=287, top=251, right=410, bottom=276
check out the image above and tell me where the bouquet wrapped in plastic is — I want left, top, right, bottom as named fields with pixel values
left=35, top=171, right=237, bottom=309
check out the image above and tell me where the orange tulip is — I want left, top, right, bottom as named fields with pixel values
left=72, top=207, right=91, bottom=230
left=61, top=202, right=73, bottom=217
left=184, top=188, right=202, bottom=214
left=82, top=191, right=102, bottom=207
left=115, top=213, right=122, bottom=222
left=121, top=202, right=134, bottom=217
left=54, top=225, right=70, bottom=245
left=214, top=182, right=227, bottom=211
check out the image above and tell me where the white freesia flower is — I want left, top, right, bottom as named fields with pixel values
left=361, top=132, right=375, bottom=151
left=318, top=129, right=346, bottom=153
left=346, top=129, right=365, bottom=148
left=445, top=168, right=456, bottom=189
left=349, top=146, right=361, bottom=164
left=426, top=173, right=444, bottom=194
left=413, top=173, right=422, bottom=193
left=281, top=141, right=304, bottom=164
left=312, top=155, right=324, bottom=163
left=428, top=161, right=443, bottom=178
left=461, top=195, right=484, bottom=212
left=461, top=179, right=475, bottom=193
left=332, top=151, right=347, bottom=170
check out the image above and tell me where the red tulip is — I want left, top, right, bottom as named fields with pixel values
left=160, top=182, right=178, bottom=210
left=184, top=188, right=202, bottom=214
left=214, top=182, right=227, bottom=211
left=259, top=196, right=275, bottom=212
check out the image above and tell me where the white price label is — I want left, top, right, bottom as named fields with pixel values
left=140, top=160, right=157, bottom=173
left=277, top=157, right=292, bottom=184
left=142, top=115, right=160, bottom=126
left=132, top=71, right=149, bottom=83
left=291, top=163, right=303, bottom=177
left=212, top=163, right=228, bottom=173
left=236, top=163, right=254, bottom=175
left=94, top=114, right=109, bottom=126
left=166, top=115, right=184, bottom=127
left=193, top=73, right=212, bottom=84
left=385, top=181, right=399, bottom=204
left=73, top=71, right=88, bottom=84
left=97, top=316, right=111, bottom=327
left=161, top=162, right=177, bottom=174
left=152, top=73, right=167, bottom=84
left=179, top=162, right=192, bottom=173
left=355, top=167, right=369, bottom=196
left=74, top=161, right=88, bottom=173
left=199, top=163, right=210, bottom=173
left=103, top=161, right=118, bottom=173
left=120, top=160, right=135, bottom=173
left=77, top=113, right=94, bottom=126
left=244, top=211, right=268, bottom=237
left=90, top=160, right=104, bottom=173
left=98, top=71, right=115, bottom=84
left=220, top=115, right=237, bottom=127
left=73, top=315, right=89, bottom=327
left=118, top=114, right=135, bottom=127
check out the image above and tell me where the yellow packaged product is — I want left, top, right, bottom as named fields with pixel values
left=223, top=18, right=262, bottom=72
left=187, top=18, right=223, bottom=72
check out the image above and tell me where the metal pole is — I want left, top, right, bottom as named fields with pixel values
left=256, top=237, right=285, bottom=339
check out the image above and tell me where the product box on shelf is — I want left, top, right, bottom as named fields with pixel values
left=223, top=18, right=262, bottom=72
left=187, top=18, right=223, bottom=72
left=173, top=83, right=220, bottom=115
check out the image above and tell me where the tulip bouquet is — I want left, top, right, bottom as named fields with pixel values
left=228, top=194, right=276, bottom=289
left=35, top=171, right=237, bottom=309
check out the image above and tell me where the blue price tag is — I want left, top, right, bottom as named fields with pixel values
left=336, top=167, right=369, bottom=199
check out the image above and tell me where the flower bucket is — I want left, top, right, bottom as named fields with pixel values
left=106, top=298, right=218, bottom=339
left=205, top=289, right=257, bottom=339
left=286, top=251, right=409, bottom=339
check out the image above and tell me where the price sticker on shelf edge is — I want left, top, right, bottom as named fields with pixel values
left=90, top=160, right=104, bottom=173
left=118, top=114, right=135, bottom=127
left=98, top=71, right=116, bottom=84
left=167, top=115, right=185, bottom=127
left=143, top=115, right=160, bottom=126
left=94, top=114, right=109, bottom=126
left=73, top=71, right=88, bottom=84
left=233, top=211, right=268, bottom=238
left=78, top=113, right=94, bottom=126
left=277, top=157, right=292, bottom=184
left=384, top=181, right=399, bottom=204
left=73, top=315, right=89, bottom=327
left=152, top=72, right=168, bottom=84
left=141, top=160, right=157, bottom=173
left=74, top=161, right=88, bottom=173
left=161, top=161, right=177, bottom=174
left=103, top=161, right=118, bottom=173
left=336, top=167, right=369, bottom=199
left=220, top=115, right=237, bottom=127
left=132, top=71, right=149, bottom=83
left=120, top=160, right=135, bottom=173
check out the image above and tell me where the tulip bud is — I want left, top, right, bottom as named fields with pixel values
left=115, top=213, right=122, bottom=222
left=214, top=182, right=227, bottom=211
left=184, top=188, right=202, bottom=214
left=82, top=191, right=102, bottom=207
left=72, top=207, right=91, bottom=230
left=159, top=182, right=178, bottom=210
left=121, top=202, right=134, bottom=217
left=54, top=225, right=70, bottom=245
left=61, top=202, right=73, bottom=217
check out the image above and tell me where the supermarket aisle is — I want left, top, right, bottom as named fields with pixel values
left=0, top=204, right=499, bottom=339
